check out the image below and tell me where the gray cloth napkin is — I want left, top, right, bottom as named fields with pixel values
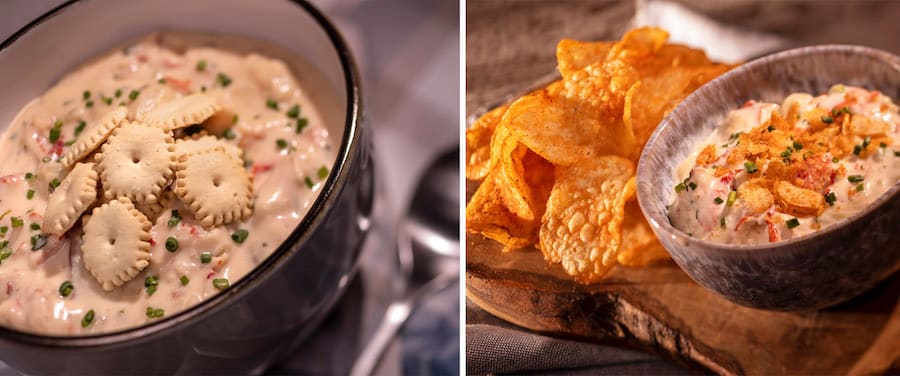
left=466, top=324, right=685, bottom=375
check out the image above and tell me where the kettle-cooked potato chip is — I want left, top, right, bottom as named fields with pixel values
left=466, top=104, right=508, bottom=180
left=539, top=156, right=634, bottom=283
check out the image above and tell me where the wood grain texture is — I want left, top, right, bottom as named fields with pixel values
left=465, top=1, right=900, bottom=374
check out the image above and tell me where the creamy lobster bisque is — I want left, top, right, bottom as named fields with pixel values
left=670, top=85, right=899, bottom=244
left=0, top=32, right=339, bottom=334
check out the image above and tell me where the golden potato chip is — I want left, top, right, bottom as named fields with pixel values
left=466, top=167, right=537, bottom=251
left=540, top=156, right=634, bottom=283
left=466, top=104, right=508, bottom=180
left=617, top=200, right=670, bottom=267
left=556, top=39, right=612, bottom=79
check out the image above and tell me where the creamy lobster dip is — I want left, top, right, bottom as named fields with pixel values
left=670, top=85, right=899, bottom=244
left=0, top=32, right=339, bottom=335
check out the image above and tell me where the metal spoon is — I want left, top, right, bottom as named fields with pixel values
left=349, top=147, right=460, bottom=376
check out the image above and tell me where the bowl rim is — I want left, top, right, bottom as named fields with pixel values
left=637, top=44, right=900, bottom=254
left=0, top=0, right=363, bottom=347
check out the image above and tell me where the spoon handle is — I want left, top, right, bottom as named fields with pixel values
left=348, top=273, right=456, bottom=376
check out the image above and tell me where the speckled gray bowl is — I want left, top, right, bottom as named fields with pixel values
left=636, top=45, right=900, bottom=311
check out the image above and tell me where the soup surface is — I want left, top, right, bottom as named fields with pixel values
left=0, top=32, right=339, bottom=334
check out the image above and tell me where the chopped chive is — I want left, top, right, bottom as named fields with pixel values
left=30, top=234, right=47, bottom=250
left=856, top=183, right=864, bottom=191
left=64, top=140, right=76, bottom=147
left=720, top=217, right=726, bottom=229
left=276, top=139, right=288, bottom=150
left=231, top=229, right=249, bottom=244
left=0, top=226, right=6, bottom=234
left=29, top=223, right=40, bottom=231
left=212, top=278, right=230, bottom=290
left=792, top=141, right=803, bottom=150
left=286, top=104, right=300, bottom=118
left=295, top=118, right=308, bottom=134
left=128, top=90, right=140, bottom=101
left=180, top=275, right=190, bottom=286
left=786, top=218, right=800, bottom=229
left=232, top=114, right=239, bottom=124
left=726, top=191, right=737, bottom=207
left=114, top=89, right=122, bottom=98
left=10, top=217, right=23, bottom=228
left=825, top=192, right=836, bottom=206
left=101, top=96, right=112, bottom=105
left=743, top=161, right=758, bottom=174
left=82, top=90, right=91, bottom=100
left=266, top=99, right=279, bottom=110
left=674, top=182, right=686, bottom=193
left=688, top=181, right=697, bottom=190
left=49, top=127, right=61, bottom=143
left=821, top=116, right=833, bottom=124
left=832, top=157, right=840, bottom=163
left=223, top=128, right=236, bottom=140
left=880, top=142, right=887, bottom=149
left=862, top=136, right=871, bottom=148
left=81, top=309, right=95, bottom=327
left=780, top=150, right=792, bottom=158
left=74, top=120, right=86, bottom=137
left=713, top=197, right=723, bottom=205
left=196, top=60, right=207, bottom=71
left=847, top=175, right=864, bottom=183
left=85, top=100, right=94, bottom=108
left=26, top=190, right=34, bottom=200
left=317, top=166, right=329, bottom=179
left=216, top=73, right=232, bottom=87
left=144, top=276, right=158, bottom=296
left=24, top=172, right=33, bottom=180
left=167, top=210, right=181, bottom=227
left=766, top=125, right=775, bottom=132
left=200, top=252, right=212, bottom=264
left=165, top=237, right=178, bottom=253
left=145, top=307, right=165, bottom=319
left=59, top=280, right=74, bottom=297
left=304, top=176, right=315, bottom=189
left=0, top=247, right=12, bottom=263
left=49, top=178, right=60, bottom=192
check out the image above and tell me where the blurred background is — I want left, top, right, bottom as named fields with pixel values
left=1, top=0, right=459, bottom=375
left=467, top=0, right=900, bottom=374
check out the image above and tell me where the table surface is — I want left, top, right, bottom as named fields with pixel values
left=0, top=0, right=460, bottom=375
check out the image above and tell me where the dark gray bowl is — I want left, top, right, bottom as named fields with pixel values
left=636, top=45, right=900, bottom=311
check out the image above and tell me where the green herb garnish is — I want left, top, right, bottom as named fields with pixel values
left=232, top=114, right=239, bottom=124
left=81, top=309, right=94, bottom=327
left=30, top=223, right=39, bottom=231
left=792, top=141, right=803, bottom=150
left=30, top=234, right=47, bottom=250
left=180, top=275, right=190, bottom=286
left=85, top=100, right=94, bottom=108
left=167, top=210, right=181, bottom=227
left=212, top=278, right=230, bottom=290
left=674, top=183, right=686, bottom=193
left=83, top=90, right=91, bottom=100
left=786, top=218, right=800, bottom=229
left=74, top=120, right=86, bottom=137
left=144, top=276, right=158, bottom=296
left=276, top=139, right=288, bottom=150
left=26, top=190, right=34, bottom=200
left=847, top=175, right=864, bottom=183
left=720, top=217, right=726, bottom=229
left=217, top=73, right=232, bottom=87
left=688, top=181, right=697, bottom=190
left=825, top=192, right=836, bottom=206
left=145, top=307, right=165, bottom=319
left=0, top=247, right=12, bottom=264
left=832, top=157, right=840, bottom=163
left=766, top=125, right=775, bottom=132
left=200, top=252, right=212, bottom=264
left=286, top=104, right=300, bottom=118
left=128, top=90, right=140, bottom=101
left=10, top=217, right=23, bottom=228
left=49, top=178, right=60, bottom=192
left=856, top=183, right=864, bottom=191
left=304, top=176, right=315, bottom=189
left=114, top=89, right=122, bottom=98
left=317, top=166, right=329, bottom=179
left=24, top=172, right=33, bottom=180
left=295, top=118, right=308, bottom=134
left=726, top=191, right=737, bottom=207
left=231, top=229, right=249, bottom=244
left=165, top=237, right=178, bottom=253
left=266, top=98, right=279, bottom=110
left=821, top=116, right=833, bottom=124
left=223, top=128, right=236, bottom=140
left=196, top=60, right=207, bottom=71
left=743, top=161, right=758, bottom=174
left=59, top=280, right=74, bottom=297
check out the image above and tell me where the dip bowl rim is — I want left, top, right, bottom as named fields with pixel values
left=0, top=0, right=365, bottom=347
left=637, top=44, right=900, bottom=255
